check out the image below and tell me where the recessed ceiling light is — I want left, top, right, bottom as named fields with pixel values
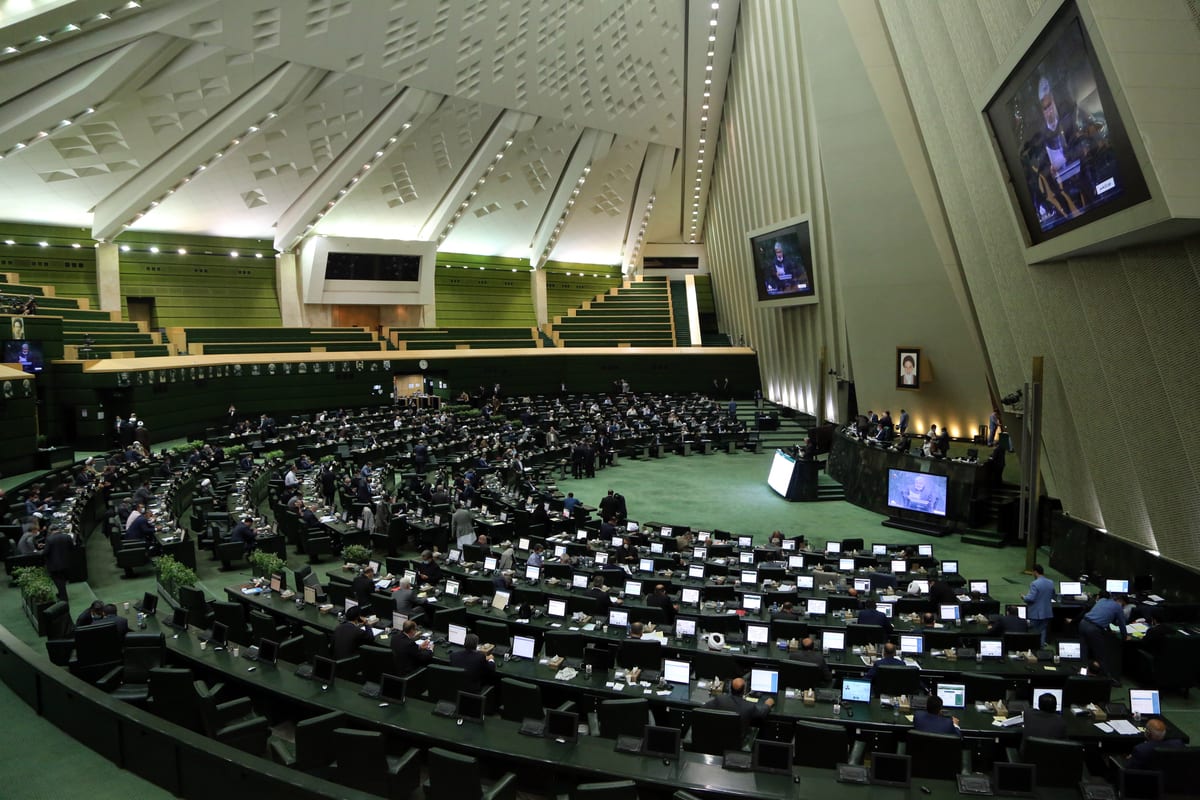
left=177, top=248, right=187, bottom=255
left=149, top=246, right=159, bottom=254
left=120, top=244, right=130, bottom=252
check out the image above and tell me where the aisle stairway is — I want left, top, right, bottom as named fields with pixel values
left=544, top=275, right=676, bottom=347
left=732, top=400, right=846, bottom=502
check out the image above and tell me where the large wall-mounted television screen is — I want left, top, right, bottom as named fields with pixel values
left=887, top=469, right=947, bottom=517
left=325, top=252, right=421, bottom=282
left=3, top=339, right=43, bottom=373
left=748, top=216, right=816, bottom=306
left=984, top=2, right=1149, bottom=246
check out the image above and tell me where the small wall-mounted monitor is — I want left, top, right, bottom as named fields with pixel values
left=3, top=339, right=44, bottom=373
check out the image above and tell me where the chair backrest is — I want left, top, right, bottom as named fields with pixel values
left=424, top=663, right=467, bottom=703
left=122, top=632, right=165, bottom=683
left=963, top=673, right=1009, bottom=704
left=906, top=730, right=963, bottom=779
left=777, top=660, right=826, bottom=691
left=1019, top=737, right=1084, bottom=787
left=1003, top=632, right=1042, bottom=653
left=302, top=626, right=331, bottom=660
left=873, top=665, right=922, bottom=697
left=211, top=601, right=248, bottom=643
left=74, top=622, right=123, bottom=665
left=333, top=728, right=389, bottom=796
left=294, top=711, right=346, bottom=771
left=687, top=708, right=743, bottom=755
left=473, top=619, right=511, bottom=648
left=248, top=610, right=281, bottom=642
left=427, top=746, right=484, bottom=800
left=1061, top=676, right=1112, bottom=708
left=770, top=618, right=809, bottom=641
left=544, top=630, right=584, bottom=659
left=1152, top=747, right=1200, bottom=796
left=845, top=624, right=886, bottom=647
left=571, top=780, right=640, bottom=800
left=500, top=677, right=544, bottom=722
left=43, top=601, right=74, bottom=639
left=617, top=639, right=661, bottom=670
left=597, top=698, right=649, bottom=739
left=276, top=634, right=305, bottom=664
left=177, top=586, right=209, bottom=626
left=147, top=667, right=201, bottom=730
left=357, top=645, right=393, bottom=683
left=793, top=719, right=851, bottom=768
left=583, top=643, right=615, bottom=673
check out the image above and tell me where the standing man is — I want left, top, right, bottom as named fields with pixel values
left=1080, top=593, right=1129, bottom=686
left=43, top=528, right=75, bottom=603
left=898, top=409, right=910, bottom=436
left=988, top=408, right=1001, bottom=446
left=1023, top=564, right=1055, bottom=647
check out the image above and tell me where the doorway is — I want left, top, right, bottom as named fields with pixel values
left=332, top=304, right=381, bottom=330
left=126, top=296, right=158, bottom=329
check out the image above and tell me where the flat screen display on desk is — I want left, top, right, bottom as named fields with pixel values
left=983, top=1, right=1150, bottom=247
left=681, top=587, right=700, bottom=605
left=767, top=449, right=797, bottom=496
left=675, top=617, right=697, bottom=638
left=823, top=630, right=845, bottom=651
left=512, top=635, right=536, bottom=660
left=547, top=598, right=566, bottom=618
left=688, top=564, right=706, bottom=580
left=750, top=668, right=779, bottom=694
left=748, top=216, right=817, bottom=306
left=788, top=555, right=805, bottom=570
left=841, top=678, right=871, bottom=703
left=899, top=634, right=924, bottom=655
left=1105, top=579, right=1129, bottom=593
left=887, top=469, right=947, bottom=517
left=746, top=623, right=770, bottom=644
left=663, top=658, right=691, bottom=685
left=1059, top=581, right=1083, bottom=596
left=806, top=598, right=827, bottom=615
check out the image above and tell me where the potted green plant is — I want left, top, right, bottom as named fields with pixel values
left=156, top=554, right=198, bottom=601
left=249, top=550, right=286, bottom=579
left=341, top=543, right=371, bottom=566
left=13, top=566, right=57, bottom=636
left=261, top=449, right=285, bottom=462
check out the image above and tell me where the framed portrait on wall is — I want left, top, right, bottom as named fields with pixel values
left=896, top=348, right=921, bottom=390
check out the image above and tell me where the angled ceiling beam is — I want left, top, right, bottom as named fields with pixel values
left=417, top=109, right=539, bottom=243
left=93, top=62, right=325, bottom=242
left=0, top=36, right=188, bottom=156
left=274, top=86, right=443, bottom=252
left=529, top=128, right=614, bottom=270
left=620, top=142, right=676, bottom=273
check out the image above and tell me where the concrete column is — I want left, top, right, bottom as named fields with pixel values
left=276, top=251, right=302, bottom=326
left=96, top=242, right=120, bottom=313
left=531, top=268, right=548, bottom=327
left=684, top=273, right=702, bottom=346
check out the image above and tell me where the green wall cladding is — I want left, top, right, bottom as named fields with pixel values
left=0, top=223, right=99, bottom=308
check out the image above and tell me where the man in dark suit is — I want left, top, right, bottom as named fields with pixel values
left=230, top=516, right=258, bottom=555
left=772, top=601, right=800, bottom=621
left=42, top=529, right=75, bottom=603
left=123, top=509, right=157, bottom=548
left=856, top=602, right=894, bottom=637
left=645, top=584, right=678, bottom=625
left=586, top=575, right=619, bottom=614
left=988, top=605, right=1031, bottom=635
left=614, top=538, right=638, bottom=564
left=391, top=619, right=433, bottom=675
left=914, top=695, right=960, bottom=736
left=703, top=677, right=773, bottom=735
left=865, top=642, right=906, bottom=679
left=449, top=633, right=495, bottom=693
left=1022, top=691, right=1067, bottom=745
left=332, top=607, right=374, bottom=659
left=928, top=579, right=959, bottom=608
left=351, top=566, right=377, bottom=610
left=790, top=637, right=831, bottom=683
left=1128, top=718, right=1185, bottom=770
left=415, top=550, right=442, bottom=585
left=76, top=600, right=106, bottom=627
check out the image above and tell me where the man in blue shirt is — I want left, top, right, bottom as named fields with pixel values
left=1023, top=564, right=1055, bottom=646
left=914, top=695, right=960, bottom=737
left=1080, top=593, right=1129, bottom=685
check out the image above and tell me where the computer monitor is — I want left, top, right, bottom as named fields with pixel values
left=210, top=621, right=228, bottom=647
left=936, top=682, right=966, bottom=709
left=697, top=531, right=711, bottom=542
left=624, top=580, right=643, bottom=597
left=788, top=555, right=805, bottom=570
left=444, top=579, right=460, bottom=596
left=269, top=574, right=284, bottom=593
left=796, top=575, right=814, bottom=590
left=1106, top=578, right=1130, bottom=593
left=402, top=569, right=417, bottom=586
left=838, top=557, right=855, bottom=571
left=483, top=555, right=498, bottom=571
left=750, top=668, right=779, bottom=694
left=546, top=708, right=579, bottom=743
left=525, top=564, right=541, bottom=581
left=547, top=598, right=567, bottom=618
left=171, top=607, right=188, bottom=628
left=312, top=655, right=336, bottom=686
left=739, top=551, right=755, bottom=565
left=518, top=537, right=531, bottom=551
left=626, top=522, right=639, bottom=533
left=807, top=598, right=827, bottom=615
left=448, top=624, right=468, bottom=646
left=660, top=526, right=673, bottom=537
left=1129, top=688, right=1161, bottom=716
left=512, top=635, right=537, bottom=660
left=979, top=639, right=1003, bottom=658
left=692, top=546, right=708, bottom=560
left=571, top=573, right=588, bottom=589
left=609, top=609, right=629, bottom=629
left=899, top=634, right=924, bottom=655
left=650, top=542, right=664, bottom=555
left=891, top=560, right=907, bottom=574
left=939, top=604, right=961, bottom=622
left=448, top=548, right=462, bottom=563
left=941, top=560, right=959, bottom=575
left=457, top=691, right=486, bottom=723
left=611, top=535, right=624, bottom=548
left=743, top=594, right=763, bottom=612
left=826, top=541, right=842, bottom=553
left=969, top=580, right=989, bottom=595
left=303, top=585, right=318, bottom=605
left=688, top=564, right=706, bottom=580
left=554, top=544, right=567, bottom=558
left=823, top=630, right=846, bottom=651
left=492, top=589, right=510, bottom=611
left=841, top=678, right=871, bottom=703
left=578, top=529, right=591, bottom=541
left=642, top=725, right=681, bottom=760
left=140, top=592, right=159, bottom=614
left=1058, top=640, right=1082, bottom=660
left=740, top=570, right=758, bottom=585
left=873, top=603, right=894, bottom=618
left=663, top=658, right=691, bottom=685
left=1059, top=581, right=1083, bottom=596
left=918, top=544, right=933, bottom=556
left=368, top=560, right=381, bottom=576
left=781, top=539, right=796, bottom=551
left=1032, top=687, right=1063, bottom=714
left=908, top=579, right=929, bottom=594
left=674, top=618, right=697, bottom=638
left=1015, top=604, right=1027, bottom=620
left=871, top=753, right=912, bottom=789
left=392, top=612, right=408, bottom=630
left=752, top=739, right=793, bottom=776
left=738, top=535, right=753, bottom=548
left=379, top=672, right=408, bottom=704
left=746, top=623, right=770, bottom=645
left=257, top=638, right=279, bottom=665
left=1120, top=768, right=1164, bottom=800
left=594, top=551, right=609, bottom=565
left=639, top=558, right=655, bottom=573
left=562, top=509, right=573, bottom=520
left=993, top=762, right=1036, bottom=797
left=681, top=587, right=701, bottom=605
left=872, top=544, right=888, bottom=556
left=854, top=577, right=871, bottom=592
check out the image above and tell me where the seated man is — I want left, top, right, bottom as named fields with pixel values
left=123, top=508, right=157, bottom=548
left=332, top=607, right=374, bottom=659
left=448, top=633, right=496, bottom=693
left=644, top=584, right=678, bottom=625
left=791, top=637, right=831, bottom=683
left=351, top=565, right=377, bottom=610
left=1128, top=718, right=1185, bottom=771
left=230, top=515, right=258, bottom=555
left=390, top=619, right=434, bottom=675
left=988, top=604, right=1030, bottom=635
left=913, top=694, right=960, bottom=737
left=414, top=550, right=442, bottom=585
left=703, top=676, right=773, bottom=736
left=865, top=642, right=906, bottom=679
left=1022, top=691, right=1067, bottom=744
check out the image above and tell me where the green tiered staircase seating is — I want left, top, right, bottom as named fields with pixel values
left=546, top=276, right=677, bottom=347
left=387, top=327, right=541, bottom=350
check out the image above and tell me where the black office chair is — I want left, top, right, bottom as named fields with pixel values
left=690, top=650, right=742, bottom=681
left=248, top=610, right=289, bottom=644
left=211, top=600, right=251, bottom=645
left=841, top=538, right=864, bottom=553
left=109, top=632, right=165, bottom=704
left=194, top=679, right=268, bottom=755
left=70, top=622, right=124, bottom=685
left=1004, top=632, right=1043, bottom=653
left=571, top=780, right=640, bottom=800
left=905, top=730, right=967, bottom=779
left=873, top=665, right=923, bottom=697
left=276, top=634, right=305, bottom=664
left=332, top=728, right=421, bottom=799
left=302, top=625, right=331, bottom=661
left=268, top=710, right=346, bottom=775
left=356, top=645, right=393, bottom=683
left=777, top=659, right=827, bottom=691
left=425, top=746, right=517, bottom=800
left=42, top=601, right=74, bottom=639
left=583, top=643, right=615, bottom=674
left=793, top=720, right=856, bottom=767
left=473, top=619, right=512, bottom=650
left=922, top=629, right=960, bottom=652
left=595, top=698, right=650, bottom=739
left=1062, top=676, right=1112, bottom=708
left=544, top=630, right=585, bottom=659
left=116, top=545, right=150, bottom=578
left=770, top=618, right=809, bottom=641
left=846, top=623, right=886, bottom=647
left=616, top=639, right=661, bottom=672
left=148, top=667, right=202, bottom=729
left=1019, top=737, right=1085, bottom=787
left=177, top=585, right=213, bottom=628
left=215, top=540, right=248, bottom=570
left=499, top=678, right=545, bottom=723
left=685, top=708, right=747, bottom=755
left=1152, top=747, right=1200, bottom=796
left=963, top=673, right=1009, bottom=704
